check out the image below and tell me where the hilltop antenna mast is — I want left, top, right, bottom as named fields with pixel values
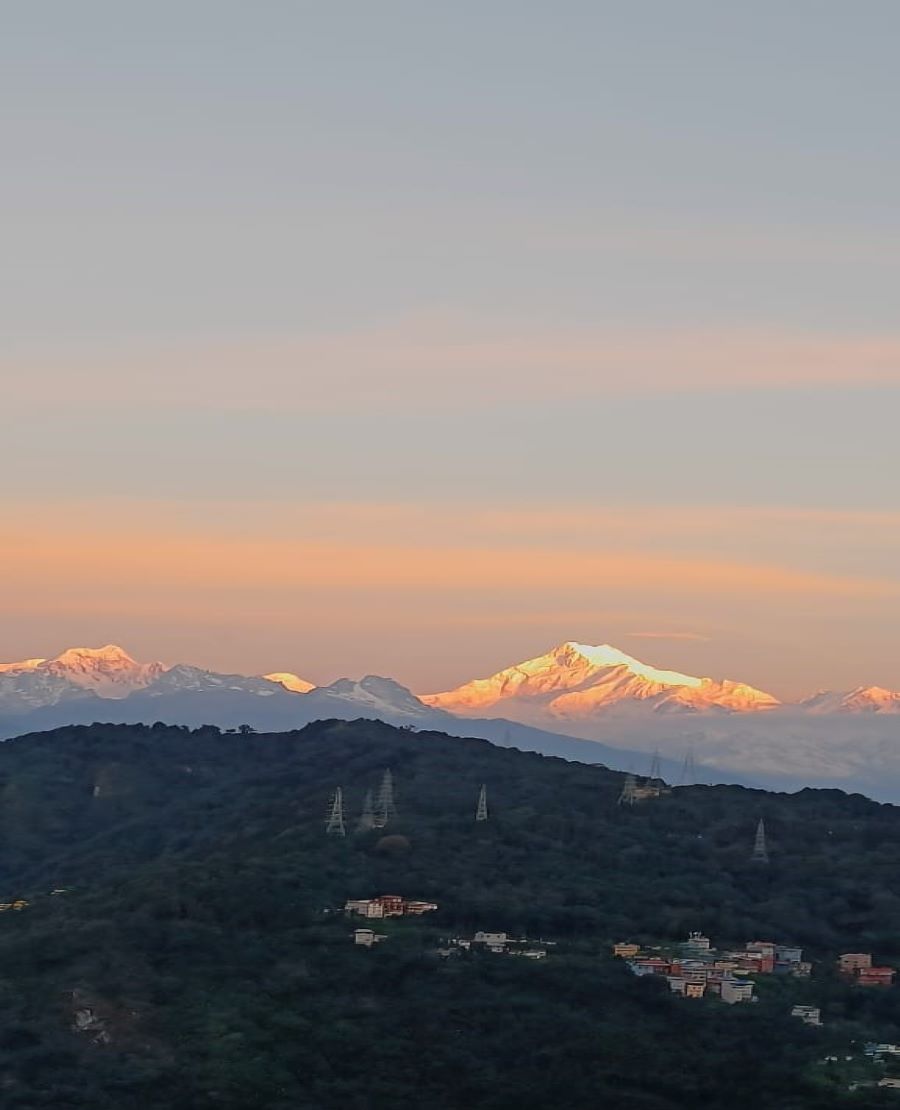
left=356, top=788, right=376, bottom=833
left=751, top=818, right=769, bottom=863
left=326, top=787, right=346, bottom=837
left=618, top=773, right=638, bottom=806
left=475, top=784, right=488, bottom=822
left=373, top=768, right=396, bottom=828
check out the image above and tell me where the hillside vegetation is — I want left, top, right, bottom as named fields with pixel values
left=0, top=720, right=897, bottom=1108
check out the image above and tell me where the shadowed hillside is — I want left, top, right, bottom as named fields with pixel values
left=0, top=721, right=896, bottom=1108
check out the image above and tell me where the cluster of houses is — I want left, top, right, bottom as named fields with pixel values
left=616, top=932, right=811, bottom=1004
left=436, top=931, right=553, bottom=960
left=344, top=894, right=438, bottom=919
left=838, top=952, right=896, bottom=987
left=346, top=895, right=438, bottom=948
left=344, top=899, right=553, bottom=962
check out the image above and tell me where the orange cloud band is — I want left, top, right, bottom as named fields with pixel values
left=3, top=525, right=895, bottom=602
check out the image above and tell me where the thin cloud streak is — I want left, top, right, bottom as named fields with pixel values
left=4, top=323, right=900, bottom=414
left=11, top=497, right=900, bottom=541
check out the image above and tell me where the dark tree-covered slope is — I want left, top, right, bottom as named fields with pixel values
left=0, top=721, right=897, bottom=1109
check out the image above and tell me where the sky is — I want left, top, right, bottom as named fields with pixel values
left=2, top=1, right=899, bottom=699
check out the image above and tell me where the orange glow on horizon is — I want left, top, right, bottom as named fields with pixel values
left=2, top=498, right=899, bottom=699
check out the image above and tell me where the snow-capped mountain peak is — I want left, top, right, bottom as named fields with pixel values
left=263, top=672, right=316, bottom=694
left=314, top=675, right=434, bottom=718
left=562, top=642, right=702, bottom=688
left=422, top=640, right=780, bottom=724
left=53, top=644, right=134, bottom=665
left=801, top=685, right=900, bottom=714
left=40, top=644, right=167, bottom=698
left=0, top=644, right=167, bottom=708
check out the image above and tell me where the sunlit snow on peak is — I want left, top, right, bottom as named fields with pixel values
left=562, top=642, right=701, bottom=688
left=263, top=672, right=315, bottom=694
left=424, top=639, right=778, bottom=720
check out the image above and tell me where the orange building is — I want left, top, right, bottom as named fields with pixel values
left=839, top=953, right=872, bottom=973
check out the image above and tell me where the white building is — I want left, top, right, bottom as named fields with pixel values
left=473, top=931, right=508, bottom=946
left=791, top=1005, right=822, bottom=1026
left=354, top=928, right=387, bottom=947
left=345, top=899, right=385, bottom=918
left=721, top=979, right=754, bottom=1004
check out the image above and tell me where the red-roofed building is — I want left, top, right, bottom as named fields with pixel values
left=858, top=966, right=895, bottom=987
left=345, top=895, right=438, bottom=919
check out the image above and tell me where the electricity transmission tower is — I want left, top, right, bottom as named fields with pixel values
left=356, top=789, right=376, bottom=833
left=475, top=784, right=488, bottom=822
left=645, top=751, right=663, bottom=791
left=373, top=769, right=396, bottom=828
left=325, top=787, right=346, bottom=837
left=751, top=818, right=769, bottom=863
left=618, top=773, right=639, bottom=805
left=679, top=750, right=697, bottom=786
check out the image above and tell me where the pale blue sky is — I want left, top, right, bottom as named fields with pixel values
left=4, top=1, right=900, bottom=343
left=2, top=2, right=899, bottom=691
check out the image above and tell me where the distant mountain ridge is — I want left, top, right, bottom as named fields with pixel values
left=1, top=640, right=898, bottom=722
left=801, top=685, right=900, bottom=714
left=2, top=641, right=900, bottom=800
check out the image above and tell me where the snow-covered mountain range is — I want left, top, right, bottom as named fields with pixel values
left=2, top=641, right=900, bottom=800
left=800, top=686, right=900, bottom=715
left=0, top=643, right=695, bottom=790
left=1, top=639, right=897, bottom=723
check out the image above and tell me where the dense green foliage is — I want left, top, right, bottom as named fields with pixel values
left=0, top=720, right=898, bottom=1108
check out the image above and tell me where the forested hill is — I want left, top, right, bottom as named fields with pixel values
left=0, top=720, right=898, bottom=1109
